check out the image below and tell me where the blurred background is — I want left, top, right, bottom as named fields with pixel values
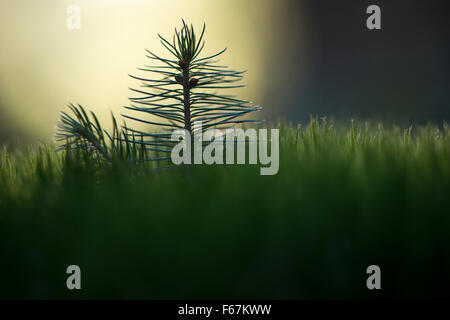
left=0, top=0, right=449, bottom=145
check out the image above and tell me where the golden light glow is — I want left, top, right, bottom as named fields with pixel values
left=0, top=0, right=299, bottom=139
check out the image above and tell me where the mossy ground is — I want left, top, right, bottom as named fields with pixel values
left=1, top=120, right=449, bottom=299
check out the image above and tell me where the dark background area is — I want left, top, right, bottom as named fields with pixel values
left=0, top=106, right=17, bottom=145
left=264, top=0, right=450, bottom=124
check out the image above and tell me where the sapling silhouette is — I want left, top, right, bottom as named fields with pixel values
left=57, top=20, right=261, bottom=163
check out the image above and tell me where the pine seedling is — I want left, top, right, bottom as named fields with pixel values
left=57, top=20, right=262, bottom=164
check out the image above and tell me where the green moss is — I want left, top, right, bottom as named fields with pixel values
left=1, top=120, right=449, bottom=299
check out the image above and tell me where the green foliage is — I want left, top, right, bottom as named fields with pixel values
left=57, top=20, right=261, bottom=163
left=56, top=104, right=158, bottom=165
left=1, top=121, right=450, bottom=299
